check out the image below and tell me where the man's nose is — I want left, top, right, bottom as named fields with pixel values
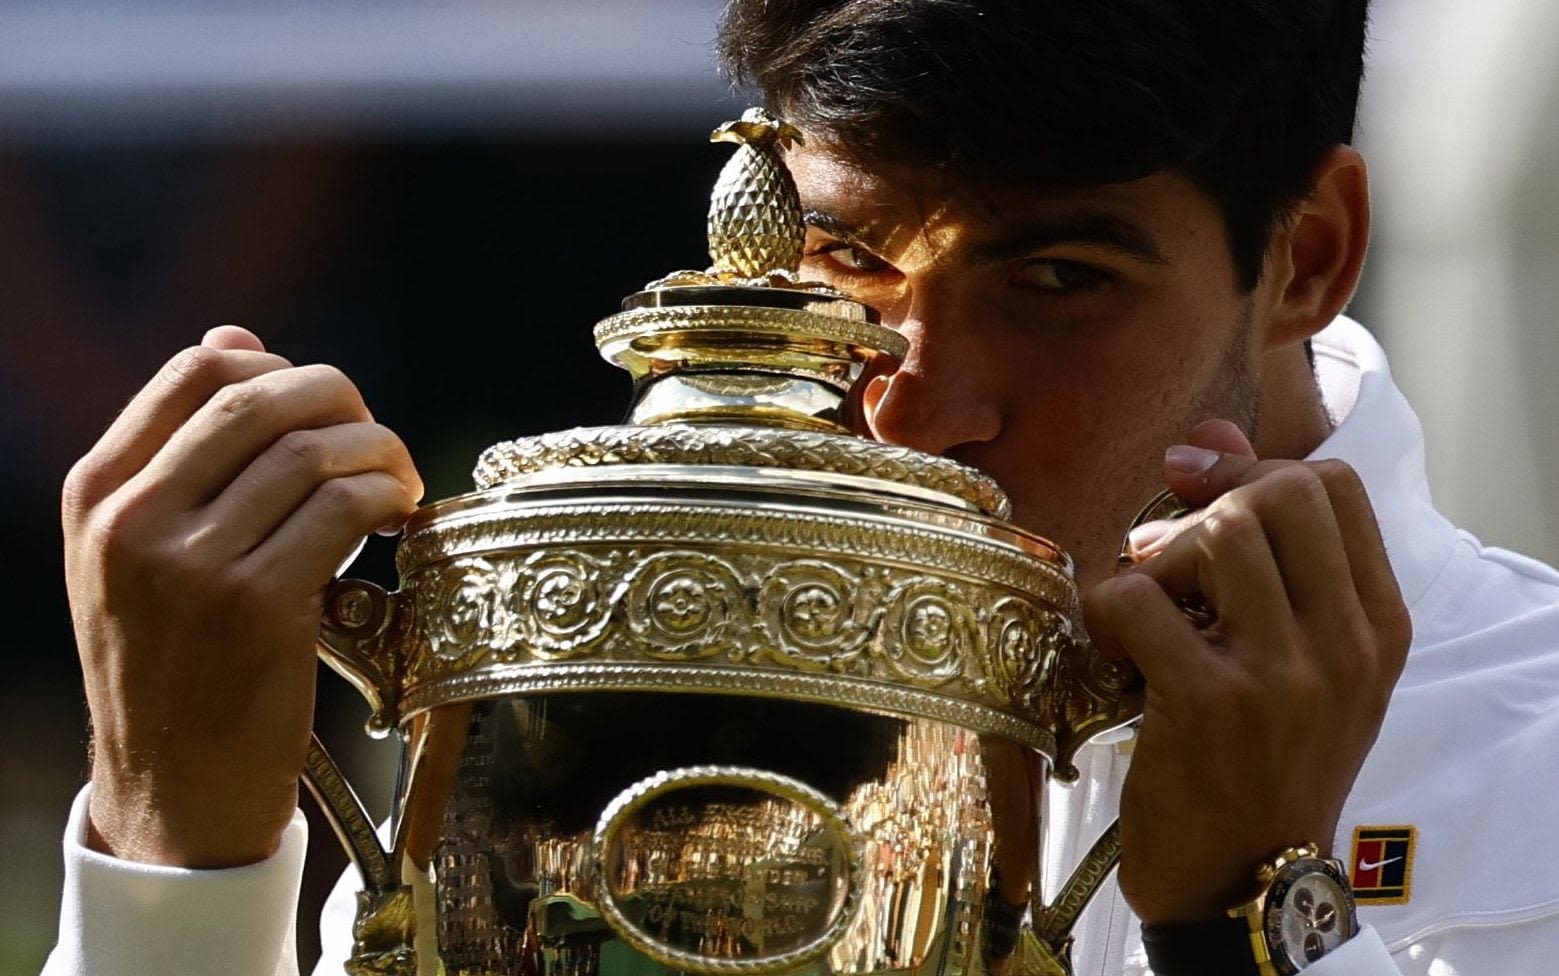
left=862, top=300, right=1004, bottom=457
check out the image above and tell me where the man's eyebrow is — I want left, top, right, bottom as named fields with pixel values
left=806, top=207, right=1167, bottom=265
left=970, top=213, right=1168, bottom=265
left=803, top=209, right=878, bottom=248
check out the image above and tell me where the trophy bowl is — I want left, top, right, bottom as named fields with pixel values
left=302, top=109, right=1146, bottom=976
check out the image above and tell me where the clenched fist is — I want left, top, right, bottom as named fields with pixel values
left=62, top=326, right=423, bottom=868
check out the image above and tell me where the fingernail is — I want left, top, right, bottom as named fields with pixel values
left=1165, top=445, right=1220, bottom=477
left=1127, top=519, right=1172, bottom=555
left=376, top=521, right=405, bottom=537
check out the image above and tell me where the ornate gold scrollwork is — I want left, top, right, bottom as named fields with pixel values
left=318, top=579, right=410, bottom=736
left=1052, top=632, right=1145, bottom=782
left=983, top=599, right=1065, bottom=712
left=622, top=551, right=746, bottom=660
left=520, top=551, right=613, bottom=656
left=757, top=559, right=874, bottom=669
left=426, top=557, right=512, bottom=667
left=880, top=578, right=980, bottom=686
left=386, top=538, right=1078, bottom=754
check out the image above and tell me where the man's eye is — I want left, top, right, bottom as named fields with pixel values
left=805, top=241, right=892, bottom=274
left=1015, top=260, right=1112, bottom=292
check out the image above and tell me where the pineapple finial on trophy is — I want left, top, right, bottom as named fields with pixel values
left=707, top=107, right=806, bottom=278
left=592, top=105, right=907, bottom=433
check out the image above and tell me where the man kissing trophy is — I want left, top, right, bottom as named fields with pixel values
left=299, top=110, right=1160, bottom=976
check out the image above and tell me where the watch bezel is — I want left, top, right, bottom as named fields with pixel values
left=1261, top=856, right=1358, bottom=974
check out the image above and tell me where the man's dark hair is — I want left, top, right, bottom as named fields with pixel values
left=718, top=0, right=1369, bottom=290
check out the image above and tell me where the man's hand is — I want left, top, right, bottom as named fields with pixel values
left=1083, top=419, right=1411, bottom=924
left=62, top=326, right=423, bottom=869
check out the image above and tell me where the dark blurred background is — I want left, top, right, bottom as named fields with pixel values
left=3, top=1, right=1556, bottom=973
left=1, top=2, right=735, bottom=971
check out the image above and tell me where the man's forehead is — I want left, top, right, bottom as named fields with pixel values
left=784, top=142, right=929, bottom=209
left=784, top=142, right=956, bottom=251
left=784, top=140, right=1184, bottom=263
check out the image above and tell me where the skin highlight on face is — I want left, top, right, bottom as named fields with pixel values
left=786, top=141, right=1290, bottom=588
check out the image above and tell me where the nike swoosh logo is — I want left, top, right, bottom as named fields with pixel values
left=1358, top=856, right=1403, bottom=872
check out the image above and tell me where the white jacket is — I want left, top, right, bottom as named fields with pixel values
left=44, top=318, right=1559, bottom=976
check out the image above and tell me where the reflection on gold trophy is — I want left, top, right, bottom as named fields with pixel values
left=301, top=108, right=1147, bottom=976
left=831, top=721, right=993, bottom=974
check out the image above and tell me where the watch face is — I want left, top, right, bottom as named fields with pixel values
left=1263, top=859, right=1357, bottom=974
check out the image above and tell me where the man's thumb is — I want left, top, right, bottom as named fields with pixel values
left=201, top=324, right=266, bottom=352
left=1162, top=419, right=1258, bottom=506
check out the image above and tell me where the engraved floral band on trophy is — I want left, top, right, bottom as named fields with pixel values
left=300, top=107, right=1146, bottom=976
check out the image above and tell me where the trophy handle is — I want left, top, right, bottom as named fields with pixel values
left=1020, top=491, right=1192, bottom=972
left=1016, top=820, right=1122, bottom=975
left=317, top=578, right=406, bottom=737
left=1052, top=488, right=1198, bottom=777
left=305, top=578, right=418, bottom=976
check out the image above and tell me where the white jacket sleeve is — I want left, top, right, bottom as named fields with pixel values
left=42, top=785, right=306, bottom=976
left=1303, top=925, right=1401, bottom=975
left=313, top=843, right=364, bottom=976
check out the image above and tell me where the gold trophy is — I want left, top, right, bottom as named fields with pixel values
left=303, top=109, right=1156, bottom=976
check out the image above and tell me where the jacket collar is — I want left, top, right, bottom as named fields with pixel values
left=1308, top=316, right=1460, bottom=611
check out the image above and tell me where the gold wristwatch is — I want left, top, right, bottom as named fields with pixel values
left=1228, top=844, right=1359, bottom=974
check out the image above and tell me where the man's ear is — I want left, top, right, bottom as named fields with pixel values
left=1261, top=145, right=1371, bottom=349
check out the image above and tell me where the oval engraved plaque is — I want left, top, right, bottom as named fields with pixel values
left=593, top=766, right=863, bottom=974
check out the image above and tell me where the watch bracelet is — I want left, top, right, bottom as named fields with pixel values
left=1140, top=915, right=1262, bottom=976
